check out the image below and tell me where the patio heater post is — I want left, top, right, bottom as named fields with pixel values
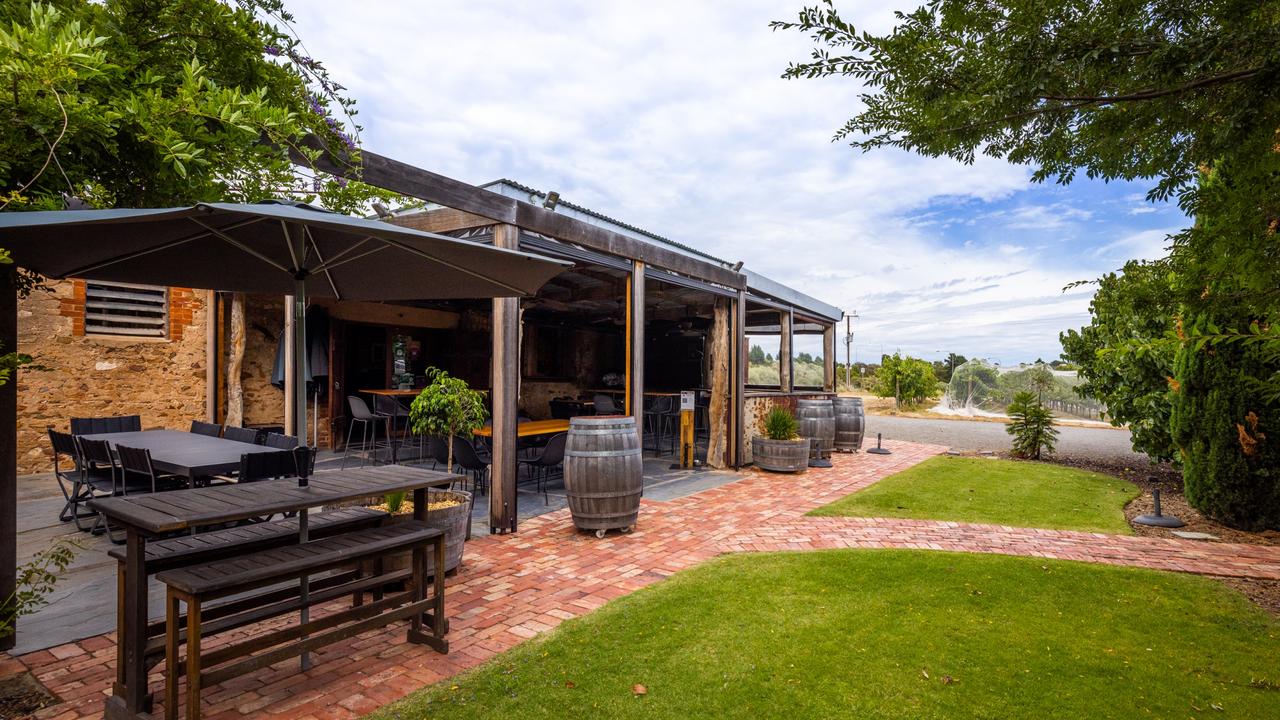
left=0, top=268, right=16, bottom=651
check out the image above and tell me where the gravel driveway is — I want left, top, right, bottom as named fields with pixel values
left=864, top=414, right=1146, bottom=464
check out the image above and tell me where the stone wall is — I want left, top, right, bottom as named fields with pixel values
left=16, top=280, right=207, bottom=475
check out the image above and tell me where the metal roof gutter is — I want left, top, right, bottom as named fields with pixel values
left=743, top=268, right=843, bottom=322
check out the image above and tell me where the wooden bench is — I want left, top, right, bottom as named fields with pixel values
left=159, top=522, right=447, bottom=720
left=107, top=506, right=389, bottom=688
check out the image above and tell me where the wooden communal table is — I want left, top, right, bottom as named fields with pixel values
left=89, top=464, right=461, bottom=720
left=360, top=388, right=421, bottom=399
left=78, top=429, right=279, bottom=483
left=473, top=419, right=570, bottom=439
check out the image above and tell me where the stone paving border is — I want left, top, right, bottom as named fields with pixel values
left=8, top=440, right=1280, bottom=719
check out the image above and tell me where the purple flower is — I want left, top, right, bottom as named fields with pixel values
left=264, top=45, right=282, bottom=56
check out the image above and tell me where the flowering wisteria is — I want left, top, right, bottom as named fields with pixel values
left=265, top=44, right=359, bottom=153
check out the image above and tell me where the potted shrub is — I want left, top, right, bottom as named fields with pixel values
left=376, top=488, right=473, bottom=576
left=752, top=406, right=810, bottom=473
left=409, top=367, right=489, bottom=473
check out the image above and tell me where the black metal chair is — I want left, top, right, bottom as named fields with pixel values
left=343, top=395, right=390, bottom=468
left=115, top=444, right=183, bottom=494
left=75, top=437, right=145, bottom=542
left=644, top=395, right=677, bottom=454
left=451, top=436, right=490, bottom=495
left=46, top=427, right=97, bottom=525
left=373, top=394, right=413, bottom=462
left=237, top=450, right=299, bottom=483
left=70, top=415, right=141, bottom=435
left=70, top=437, right=118, bottom=534
left=190, top=420, right=222, bottom=437
left=222, top=425, right=262, bottom=445
left=695, top=390, right=711, bottom=442
left=519, top=432, right=567, bottom=505
left=427, top=435, right=450, bottom=472
left=549, top=399, right=577, bottom=420
left=264, top=432, right=299, bottom=450
left=593, top=394, right=621, bottom=415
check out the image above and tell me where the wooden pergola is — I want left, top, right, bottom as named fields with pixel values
left=0, top=144, right=842, bottom=648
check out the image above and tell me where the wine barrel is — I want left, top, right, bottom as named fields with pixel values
left=564, top=415, right=644, bottom=536
left=796, top=399, right=836, bottom=460
left=832, top=397, right=865, bottom=452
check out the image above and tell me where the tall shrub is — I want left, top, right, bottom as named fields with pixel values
left=874, top=353, right=939, bottom=409
left=1171, top=313, right=1280, bottom=529
left=1006, top=392, right=1057, bottom=460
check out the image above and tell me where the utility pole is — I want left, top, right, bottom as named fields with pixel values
left=843, top=310, right=858, bottom=389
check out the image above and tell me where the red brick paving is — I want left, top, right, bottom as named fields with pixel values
left=8, top=440, right=1280, bottom=718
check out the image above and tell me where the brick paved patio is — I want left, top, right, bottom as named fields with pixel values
left=9, top=440, right=1280, bottom=719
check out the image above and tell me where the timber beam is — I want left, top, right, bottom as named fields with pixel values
left=295, top=139, right=745, bottom=290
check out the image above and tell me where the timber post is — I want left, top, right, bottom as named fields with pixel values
left=823, top=323, right=836, bottom=392
left=628, top=261, right=645, bottom=447
left=224, top=294, right=246, bottom=427
left=705, top=298, right=730, bottom=468
left=779, top=309, right=793, bottom=392
left=733, top=290, right=746, bottom=468
left=0, top=268, right=15, bottom=650
left=490, top=224, right=520, bottom=533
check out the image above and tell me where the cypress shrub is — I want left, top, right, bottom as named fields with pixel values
left=1170, top=323, right=1280, bottom=530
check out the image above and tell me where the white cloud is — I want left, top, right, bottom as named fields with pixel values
left=284, top=0, right=1184, bottom=363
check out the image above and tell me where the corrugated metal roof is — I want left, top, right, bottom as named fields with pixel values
left=482, top=179, right=732, bottom=267
left=392, top=178, right=844, bottom=322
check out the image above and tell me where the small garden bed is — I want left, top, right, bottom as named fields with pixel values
left=371, top=550, right=1280, bottom=719
left=808, top=455, right=1138, bottom=534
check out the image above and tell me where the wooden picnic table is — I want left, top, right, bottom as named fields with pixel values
left=472, top=419, right=569, bottom=438
left=78, top=429, right=279, bottom=482
left=90, top=464, right=461, bottom=720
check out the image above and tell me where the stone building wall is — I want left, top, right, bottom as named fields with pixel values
left=16, top=280, right=207, bottom=475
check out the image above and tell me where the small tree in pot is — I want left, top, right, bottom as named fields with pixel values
left=752, top=407, right=811, bottom=473
left=409, top=367, right=488, bottom=470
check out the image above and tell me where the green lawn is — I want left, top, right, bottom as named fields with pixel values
left=808, top=455, right=1139, bottom=534
left=373, top=551, right=1280, bottom=719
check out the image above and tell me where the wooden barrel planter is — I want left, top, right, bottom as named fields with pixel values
left=382, top=488, right=472, bottom=576
left=751, top=436, right=810, bottom=472
left=796, top=399, right=836, bottom=461
left=564, top=415, right=644, bottom=538
left=832, top=397, right=865, bottom=452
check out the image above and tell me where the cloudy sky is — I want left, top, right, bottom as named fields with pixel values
left=287, top=0, right=1186, bottom=365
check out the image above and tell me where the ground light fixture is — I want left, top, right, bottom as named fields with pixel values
left=866, top=432, right=892, bottom=455
left=1133, top=488, right=1185, bottom=528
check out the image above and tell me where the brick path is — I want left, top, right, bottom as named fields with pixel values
left=10, top=440, right=1280, bottom=719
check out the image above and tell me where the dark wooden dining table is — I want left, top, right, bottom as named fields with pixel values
left=89, top=464, right=461, bottom=720
left=77, top=429, right=279, bottom=483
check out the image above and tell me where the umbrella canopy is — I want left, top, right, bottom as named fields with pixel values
left=0, top=201, right=569, bottom=299
left=0, top=200, right=571, bottom=442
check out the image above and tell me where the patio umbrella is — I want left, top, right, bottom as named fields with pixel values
left=0, top=200, right=570, bottom=433
left=0, top=199, right=569, bottom=668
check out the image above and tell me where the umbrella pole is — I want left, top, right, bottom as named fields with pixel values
left=293, top=278, right=313, bottom=671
